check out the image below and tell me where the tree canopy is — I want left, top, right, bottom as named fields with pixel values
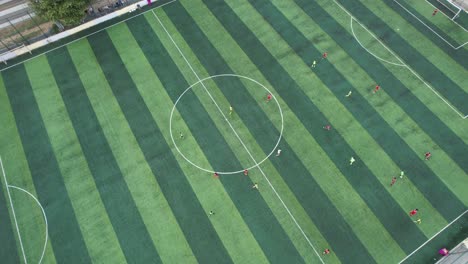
left=30, top=0, right=91, bottom=26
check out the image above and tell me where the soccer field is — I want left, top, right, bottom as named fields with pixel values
left=0, top=0, right=467, bottom=263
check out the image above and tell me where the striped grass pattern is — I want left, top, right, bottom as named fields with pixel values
left=0, top=0, right=466, bottom=263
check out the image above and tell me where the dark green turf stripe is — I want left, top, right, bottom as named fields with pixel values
left=163, top=2, right=378, bottom=262
left=86, top=30, right=234, bottom=264
left=125, top=14, right=305, bottom=263
left=46, top=47, right=161, bottom=264
left=0, top=174, right=20, bottom=263
left=335, top=0, right=468, bottom=114
left=266, top=1, right=468, bottom=214
left=299, top=1, right=468, bottom=175
left=204, top=0, right=445, bottom=252
left=1, top=66, right=91, bottom=263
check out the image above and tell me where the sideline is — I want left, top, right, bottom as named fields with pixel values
left=398, top=209, right=468, bottom=263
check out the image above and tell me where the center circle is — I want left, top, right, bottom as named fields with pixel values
left=169, top=74, right=284, bottom=175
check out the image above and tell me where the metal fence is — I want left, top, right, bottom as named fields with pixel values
left=84, top=0, right=141, bottom=21
left=0, top=8, right=49, bottom=54
left=0, top=0, right=141, bottom=55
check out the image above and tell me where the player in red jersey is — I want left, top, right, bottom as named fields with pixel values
left=425, top=152, right=432, bottom=160
left=213, top=172, right=219, bottom=179
left=390, top=177, right=397, bottom=187
left=409, top=209, right=419, bottom=216
left=266, top=93, right=272, bottom=102
left=373, top=85, right=380, bottom=93
left=322, top=249, right=331, bottom=255
left=323, top=125, right=331, bottom=131
left=322, top=52, right=328, bottom=59
left=432, top=8, right=438, bottom=16
left=244, top=169, right=248, bottom=176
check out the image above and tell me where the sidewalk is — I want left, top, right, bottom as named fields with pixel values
left=436, top=238, right=468, bottom=264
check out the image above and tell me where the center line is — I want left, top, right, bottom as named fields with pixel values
left=152, top=10, right=325, bottom=263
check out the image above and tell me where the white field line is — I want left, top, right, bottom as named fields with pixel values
left=398, top=209, right=468, bottom=263
left=423, top=0, right=468, bottom=32
left=8, top=185, right=48, bottom=264
left=0, top=156, right=28, bottom=264
left=0, top=0, right=178, bottom=73
left=350, top=17, right=406, bottom=67
left=333, top=0, right=466, bottom=119
left=169, top=74, right=284, bottom=174
left=152, top=10, right=325, bottom=264
left=392, top=0, right=468, bottom=49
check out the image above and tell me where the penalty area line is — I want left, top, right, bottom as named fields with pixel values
left=392, top=0, right=467, bottom=49
left=423, top=0, right=468, bottom=32
left=8, top=185, right=49, bottom=264
left=333, top=0, right=466, bottom=120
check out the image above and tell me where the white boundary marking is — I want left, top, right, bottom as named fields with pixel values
left=423, top=0, right=468, bottom=32
left=169, top=74, right=284, bottom=175
left=398, top=209, right=468, bottom=263
left=350, top=17, right=406, bottom=67
left=8, top=185, right=48, bottom=264
left=392, top=0, right=468, bottom=49
left=0, top=0, right=178, bottom=73
left=333, top=0, right=467, bottom=119
left=0, top=156, right=28, bottom=264
left=152, top=10, right=325, bottom=264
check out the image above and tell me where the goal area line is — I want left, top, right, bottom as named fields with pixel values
left=392, top=0, right=468, bottom=50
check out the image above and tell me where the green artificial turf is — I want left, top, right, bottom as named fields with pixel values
left=0, top=0, right=466, bottom=263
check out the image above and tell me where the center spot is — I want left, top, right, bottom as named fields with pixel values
left=170, top=74, right=284, bottom=175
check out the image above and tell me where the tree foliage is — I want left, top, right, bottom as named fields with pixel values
left=30, top=0, right=91, bottom=26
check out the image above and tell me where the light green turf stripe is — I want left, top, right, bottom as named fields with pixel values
left=317, top=0, right=468, bottom=144
left=291, top=0, right=468, bottom=203
left=155, top=4, right=405, bottom=262
left=356, top=0, right=468, bottom=92
left=66, top=39, right=197, bottom=264
left=0, top=73, right=57, bottom=264
left=224, top=0, right=450, bottom=233
left=145, top=10, right=327, bottom=263
left=106, top=22, right=270, bottom=264
left=23, top=56, right=127, bottom=263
